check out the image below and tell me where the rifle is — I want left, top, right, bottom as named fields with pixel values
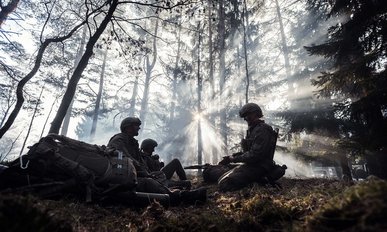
left=184, top=163, right=213, bottom=169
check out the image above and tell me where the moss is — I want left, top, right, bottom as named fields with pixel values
left=306, top=178, right=387, bottom=231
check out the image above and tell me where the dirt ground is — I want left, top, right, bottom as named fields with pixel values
left=1, top=177, right=387, bottom=232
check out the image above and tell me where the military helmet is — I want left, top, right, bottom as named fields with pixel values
left=239, top=103, right=263, bottom=118
left=120, top=117, right=141, bottom=132
left=141, top=138, right=158, bottom=150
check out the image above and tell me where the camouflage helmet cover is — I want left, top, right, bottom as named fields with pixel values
left=120, top=117, right=141, bottom=132
left=239, top=103, right=263, bottom=118
left=141, top=138, right=158, bottom=150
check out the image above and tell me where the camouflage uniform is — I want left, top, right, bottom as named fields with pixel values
left=108, top=132, right=149, bottom=177
left=142, top=154, right=187, bottom=180
left=218, top=120, right=277, bottom=192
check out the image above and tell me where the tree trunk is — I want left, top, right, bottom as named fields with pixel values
left=129, top=76, right=139, bottom=116
left=0, top=0, right=20, bottom=27
left=218, top=0, right=228, bottom=154
left=0, top=83, right=16, bottom=128
left=0, top=21, right=85, bottom=139
left=61, top=25, right=87, bottom=136
left=208, top=0, right=218, bottom=164
left=242, top=0, right=250, bottom=104
left=275, top=0, right=293, bottom=97
left=196, top=22, right=203, bottom=169
left=139, top=19, right=158, bottom=127
left=19, top=86, right=44, bottom=156
left=49, top=0, right=119, bottom=134
left=90, top=46, right=108, bottom=140
left=169, top=13, right=182, bottom=123
left=40, top=96, right=59, bottom=138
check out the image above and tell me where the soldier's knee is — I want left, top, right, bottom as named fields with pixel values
left=171, top=158, right=180, bottom=164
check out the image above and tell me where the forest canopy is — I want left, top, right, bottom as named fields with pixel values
left=0, top=0, right=386, bottom=179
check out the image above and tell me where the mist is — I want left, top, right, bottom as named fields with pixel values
left=0, top=0, right=353, bottom=179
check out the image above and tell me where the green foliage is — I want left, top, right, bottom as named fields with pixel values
left=282, top=0, right=387, bottom=152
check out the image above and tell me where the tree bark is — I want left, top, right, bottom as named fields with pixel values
left=19, top=86, right=44, bottom=156
left=218, top=0, right=228, bottom=154
left=169, top=12, right=182, bottom=123
left=49, top=0, right=119, bottom=134
left=139, top=19, right=158, bottom=127
left=61, top=25, right=87, bottom=136
left=242, top=0, right=250, bottom=104
left=275, top=0, right=293, bottom=97
left=196, top=22, right=203, bottom=168
left=129, top=76, right=139, bottom=116
left=90, top=46, right=108, bottom=140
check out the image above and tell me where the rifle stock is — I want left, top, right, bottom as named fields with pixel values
left=184, top=163, right=212, bottom=169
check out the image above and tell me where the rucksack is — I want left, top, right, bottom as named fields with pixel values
left=19, top=134, right=137, bottom=191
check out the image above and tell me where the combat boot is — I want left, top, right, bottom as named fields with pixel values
left=180, top=187, right=207, bottom=204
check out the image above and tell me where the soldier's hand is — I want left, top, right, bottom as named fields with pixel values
left=219, top=156, right=231, bottom=165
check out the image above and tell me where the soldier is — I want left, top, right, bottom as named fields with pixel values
left=107, top=117, right=206, bottom=204
left=217, top=103, right=279, bottom=192
left=140, top=138, right=191, bottom=189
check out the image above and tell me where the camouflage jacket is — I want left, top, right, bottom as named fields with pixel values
left=107, top=133, right=149, bottom=177
left=232, top=120, right=276, bottom=171
left=141, top=153, right=163, bottom=172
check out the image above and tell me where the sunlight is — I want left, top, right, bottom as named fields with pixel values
left=194, top=112, right=203, bottom=121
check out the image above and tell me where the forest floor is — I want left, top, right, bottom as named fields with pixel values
left=1, top=176, right=387, bottom=232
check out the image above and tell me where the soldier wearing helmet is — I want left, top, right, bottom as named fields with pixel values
left=140, top=138, right=191, bottom=189
left=217, top=103, right=279, bottom=192
left=107, top=117, right=206, bottom=204
left=108, top=117, right=149, bottom=177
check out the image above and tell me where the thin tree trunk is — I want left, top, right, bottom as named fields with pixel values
left=49, top=0, right=119, bottom=134
left=90, top=46, right=108, bottom=140
left=0, top=84, right=16, bottom=128
left=129, top=76, right=139, bottom=116
left=218, top=0, right=228, bottom=154
left=19, top=86, right=44, bottom=156
left=40, top=95, right=59, bottom=138
left=139, top=19, right=158, bottom=127
left=61, top=25, right=87, bottom=136
left=208, top=0, right=218, bottom=164
left=169, top=13, right=182, bottom=122
left=274, top=0, right=292, bottom=95
left=0, top=21, right=85, bottom=139
left=242, top=0, right=250, bottom=104
left=196, top=22, right=203, bottom=169
left=208, top=0, right=214, bottom=99
left=0, top=130, right=22, bottom=162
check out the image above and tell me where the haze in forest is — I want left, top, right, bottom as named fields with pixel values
left=1, top=0, right=386, bottom=180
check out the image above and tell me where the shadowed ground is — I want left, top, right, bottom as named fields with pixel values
left=1, top=177, right=386, bottom=232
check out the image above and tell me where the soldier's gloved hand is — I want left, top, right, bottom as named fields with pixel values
left=151, top=154, right=160, bottom=160
left=159, top=162, right=164, bottom=168
left=219, top=156, right=232, bottom=165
